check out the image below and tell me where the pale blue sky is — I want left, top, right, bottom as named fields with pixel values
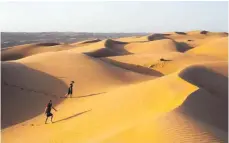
left=0, top=1, right=228, bottom=32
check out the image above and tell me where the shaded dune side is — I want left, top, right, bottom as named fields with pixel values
left=78, top=38, right=101, bottom=44
left=179, top=65, right=228, bottom=98
left=175, top=32, right=187, bottom=35
left=84, top=39, right=131, bottom=57
left=35, top=42, right=61, bottom=46
left=84, top=47, right=121, bottom=57
left=200, top=30, right=209, bottom=34
left=147, top=33, right=171, bottom=41
left=104, top=39, right=128, bottom=47
left=177, top=65, right=228, bottom=131
left=203, top=62, right=228, bottom=77
left=2, top=62, right=67, bottom=129
left=1, top=44, right=36, bottom=61
left=101, top=57, right=164, bottom=77
left=177, top=89, right=228, bottom=132
left=148, top=34, right=191, bottom=52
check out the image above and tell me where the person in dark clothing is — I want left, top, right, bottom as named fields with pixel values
left=65, top=81, right=74, bottom=98
left=44, top=100, right=57, bottom=124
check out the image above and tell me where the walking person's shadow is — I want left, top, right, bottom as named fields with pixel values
left=53, top=109, right=91, bottom=123
left=72, top=92, right=106, bottom=98
left=60, top=92, right=106, bottom=99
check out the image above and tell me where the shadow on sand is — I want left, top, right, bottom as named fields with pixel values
left=61, top=92, right=106, bottom=99
left=101, top=58, right=164, bottom=77
left=2, top=62, right=67, bottom=129
left=73, top=92, right=106, bottom=98
left=54, top=109, right=92, bottom=123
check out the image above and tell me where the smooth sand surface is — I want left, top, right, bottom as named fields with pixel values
left=187, top=37, right=228, bottom=60
left=1, top=43, right=75, bottom=61
left=2, top=31, right=228, bottom=143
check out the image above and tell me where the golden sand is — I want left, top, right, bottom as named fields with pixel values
left=2, top=31, right=228, bottom=143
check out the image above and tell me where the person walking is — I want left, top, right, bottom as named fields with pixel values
left=65, top=81, right=74, bottom=98
left=44, top=100, right=57, bottom=124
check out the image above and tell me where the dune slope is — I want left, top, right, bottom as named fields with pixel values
left=187, top=37, right=228, bottom=60
left=1, top=43, right=76, bottom=61
left=124, top=39, right=185, bottom=54
left=2, top=62, right=67, bottom=129
left=2, top=61, right=227, bottom=143
left=69, top=39, right=130, bottom=57
left=2, top=51, right=154, bottom=129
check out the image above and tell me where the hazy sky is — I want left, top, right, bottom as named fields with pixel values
left=0, top=1, right=228, bottom=32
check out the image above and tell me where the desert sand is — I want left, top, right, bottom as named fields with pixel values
left=1, top=30, right=228, bottom=143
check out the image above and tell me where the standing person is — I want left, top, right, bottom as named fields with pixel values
left=44, top=100, right=57, bottom=124
left=65, top=81, right=74, bottom=98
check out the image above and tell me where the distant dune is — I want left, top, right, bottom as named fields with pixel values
left=1, top=32, right=147, bottom=48
left=71, top=38, right=101, bottom=46
left=124, top=38, right=190, bottom=54
left=2, top=30, right=228, bottom=143
left=187, top=37, right=228, bottom=60
left=1, top=43, right=75, bottom=61
left=69, top=39, right=130, bottom=57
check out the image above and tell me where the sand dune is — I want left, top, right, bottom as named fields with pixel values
left=3, top=63, right=227, bottom=142
left=2, top=62, right=67, bottom=129
left=1, top=42, right=76, bottom=61
left=123, top=39, right=191, bottom=54
left=101, top=63, right=228, bottom=143
left=2, top=69, right=196, bottom=143
left=117, top=31, right=227, bottom=49
left=2, top=31, right=228, bottom=143
left=3, top=31, right=227, bottom=61
left=101, top=57, right=164, bottom=76
left=179, top=63, right=228, bottom=97
left=164, top=31, right=228, bottom=48
left=125, top=39, right=177, bottom=54
left=187, top=37, right=228, bottom=60
left=104, top=52, right=225, bottom=75
left=147, top=33, right=171, bottom=41
left=69, top=39, right=130, bottom=57
left=17, top=51, right=153, bottom=91
left=103, top=33, right=227, bottom=75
